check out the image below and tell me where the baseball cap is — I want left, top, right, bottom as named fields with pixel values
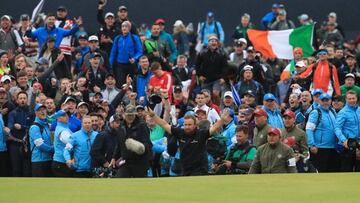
left=34, top=103, right=46, bottom=112
left=316, top=49, right=328, bottom=56
left=174, top=86, right=182, bottom=93
left=223, top=91, right=234, bottom=100
left=63, top=96, right=76, bottom=104
left=119, top=5, right=128, bottom=11
left=196, top=108, right=207, bottom=115
left=298, top=14, right=309, bottom=21
left=1, top=75, right=11, bottom=83
left=246, top=46, right=255, bottom=52
left=208, top=34, right=218, bottom=42
left=136, top=105, right=145, bottom=111
left=54, top=110, right=67, bottom=119
left=94, top=92, right=103, bottom=98
left=268, top=127, right=281, bottom=136
left=312, top=89, right=323, bottom=96
left=345, top=54, right=355, bottom=59
left=295, top=61, right=306, bottom=68
left=20, top=14, right=30, bottom=21
left=36, top=57, right=49, bottom=65
left=283, top=110, right=296, bottom=119
left=88, top=35, right=99, bottom=41
left=109, top=114, right=121, bottom=123
left=105, top=73, right=115, bottom=79
left=243, top=90, right=255, bottom=97
left=77, top=101, right=89, bottom=108
left=345, top=73, right=355, bottom=79
left=272, top=3, right=279, bottom=8
left=90, top=52, right=102, bottom=59
left=254, top=108, right=268, bottom=117
left=155, top=18, right=165, bottom=25
left=319, top=93, right=331, bottom=101
left=263, top=93, right=276, bottom=101
left=279, top=10, right=287, bottom=16
left=57, top=6, right=67, bottom=11
left=332, top=95, right=344, bottom=102
left=173, top=20, right=183, bottom=27
left=125, top=105, right=137, bottom=115
left=243, top=65, right=253, bottom=72
left=105, top=12, right=114, bottom=18
left=237, top=38, right=247, bottom=45
left=78, top=34, right=88, bottom=40
left=207, top=11, right=214, bottom=17
left=328, top=12, right=337, bottom=18
left=1, top=15, right=11, bottom=21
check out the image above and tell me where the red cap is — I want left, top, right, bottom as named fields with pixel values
left=155, top=18, right=165, bottom=25
left=283, top=110, right=296, bottom=119
left=268, top=128, right=281, bottom=136
left=254, top=108, right=268, bottom=117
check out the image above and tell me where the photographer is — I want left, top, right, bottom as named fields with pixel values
left=91, top=114, right=123, bottom=177
left=213, top=125, right=256, bottom=174
left=335, top=90, right=360, bottom=172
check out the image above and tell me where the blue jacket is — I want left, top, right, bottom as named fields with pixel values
left=0, top=114, right=6, bottom=152
left=53, top=122, right=73, bottom=163
left=197, top=21, right=225, bottom=46
left=63, top=128, right=98, bottom=172
left=261, top=12, right=276, bottom=29
left=222, top=120, right=237, bottom=147
left=8, top=106, right=34, bottom=141
left=159, top=30, right=177, bottom=63
left=306, top=106, right=337, bottom=148
left=335, top=104, right=360, bottom=144
left=29, top=117, right=54, bottom=162
left=263, top=106, right=285, bottom=128
left=136, top=70, right=152, bottom=105
left=109, top=33, right=143, bottom=65
left=51, top=114, right=81, bottom=133
left=31, top=24, right=79, bottom=51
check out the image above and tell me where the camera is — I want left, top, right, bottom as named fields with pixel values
left=347, top=138, right=360, bottom=151
left=92, top=167, right=116, bottom=178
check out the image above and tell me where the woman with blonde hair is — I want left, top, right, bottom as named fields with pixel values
left=173, top=20, right=189, bottom=56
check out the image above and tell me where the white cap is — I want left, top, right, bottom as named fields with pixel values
left=223, top=91, right=234, bottom=100
left=243, top=65, right=253, bottom=71
left=88, top=35, right=99, bottom=41
left=295, top=61, right=306, bottom=68
left=105, top=12, right=114, bottom=18
left=238, top=38, right=247, bottom=45
left=1, top=75, right=11, bottom=83
left=298, top=14, right=309, bottom=21
left=328, top=12, right=337, bottom=18
left=173, top=20, right=183, bottom=27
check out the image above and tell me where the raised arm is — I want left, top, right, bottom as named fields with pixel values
left=209, top=109, right=229, bottom=135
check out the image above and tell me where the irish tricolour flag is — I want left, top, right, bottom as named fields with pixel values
left=247, top=25, right=315, bottom=60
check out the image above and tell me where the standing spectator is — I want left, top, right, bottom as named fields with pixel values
left=17, top=14, right=38, bottom=62
left=335, top=91, right=360, bottom=172
left=173, top=20, right=189, bottom=57
left=299, top=49, right=341, bottom=96
left=253, top=108, right=271, bottom=148
left=0, top=113, right=9, bottom=176
left=327, top=12, right=345, bottom=39
left=306, top=93, right=338, bottom=172
left=324, top=22, right=343, bottom=47
left=340, top=73, right=360, bottom=98
left=269, top=10, right=295, bottom=31
left=0, top=15, right=24, bottom=53
left=0, top=85, right=15, bottom=126
left=112, top=105, right=152, bottom=178
left=197, top=12, right=225, bottom=50
left=239, top=46, right=265, bottom=86
left=155, top=19, right=177, bottom=66
left=30, top=13, right=81, bottom=51
left=260, top=4, right=280, bottom=30
left=249, top=127, right=297, bottom=174
left=339, top=54, right=360, bottom=85
left=143, top=24, right=171, bottom=72
left=195, top=35, right=227, bottom=102
left=262, top=93, right=284, bottom=128
left=101, top=73, right=119, bottom=104
left=97, top=1, right=137, bottom=34
left=82, top=35, right=110, bottom=72
left=229, top=38, right=247, bottom=67
left=82, top=52, right=107, bottom=92
left=148, top=62, right=173, bottom=102
left=235, top=65, right=264, bottom=104
left=193, top=92, right=220, bottom=124
left=29, top=104, right=54, bottom=177
left=64, top=116, right=98, bottom=178
left=97, top=12, right=120, bottom=56
left=109, top=21, right=142, bottom=87
left=172, top=55, right=192, bottom=88
left=149, top=106, right=230, bottom=176
left=232, top=13, right=254, bottom=43
left=134, top=56, right=152, bottom=105
left=52, top=110, right=73, bottom=177
left=280, top=110, right=309, bottom=172
left=7, top=91, right=33, bottom=176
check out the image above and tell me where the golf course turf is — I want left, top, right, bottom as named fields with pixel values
left=1, top=173, right=359, bottom=203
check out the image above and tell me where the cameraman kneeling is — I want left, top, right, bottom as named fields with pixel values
left=214, top=125, right=256, bottom=174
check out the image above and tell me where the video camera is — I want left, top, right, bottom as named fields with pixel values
left=348, top=138, right=360, bottom=151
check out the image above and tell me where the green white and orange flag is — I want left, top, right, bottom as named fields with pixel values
left=247, top=24, right=315, bottom=60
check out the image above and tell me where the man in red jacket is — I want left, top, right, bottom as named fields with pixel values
left=148, top=62, right=172, bottom=102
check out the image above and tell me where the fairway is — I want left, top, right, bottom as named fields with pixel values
left=1, top=173, right=359, bottom=203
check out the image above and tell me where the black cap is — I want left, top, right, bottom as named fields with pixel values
left=78, top=34, right=88, bottom=40
left=90, top=52, right=102, bottom=59
left=105, top=73, right=115, bottom=79
left=57, top=6, right=67, bottom=11
left=94, top=92, right=103, bottom=98
left=20, top=14, right=29, bottom=21
left=332, top=95, right=344, bottom=102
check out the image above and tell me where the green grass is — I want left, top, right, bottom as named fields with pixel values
left=0, top=173, right=359, bottom=203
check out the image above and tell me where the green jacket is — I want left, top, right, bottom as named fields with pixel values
left=225, top=142, right=256, bottom=171
left=280, top=126, right=309, bottom=158
left=253, top=123, right=271, bottom=148
left=249, top=142, right=297, bottom=174
left=340, top=84, right=360, bottom=98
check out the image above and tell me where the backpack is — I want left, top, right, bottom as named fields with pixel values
left=304, top=107, right=336, bottom=130
left=200, top=21, right=220, bottom=43
left=20, top=122, right=44, bottom=159
left=206, top=134, right=227, bottom=159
